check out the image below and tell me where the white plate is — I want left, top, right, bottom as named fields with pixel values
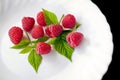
left=0, top=0, right=113, bottom=80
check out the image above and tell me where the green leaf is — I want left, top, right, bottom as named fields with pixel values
left=11, top=40, right=30, bottom=49
left=20, top=46, right=32, bottom=54
left=53, top=31, right=74, bottom=61
left=28, top=49, right=42, bottom=73
left=42, top=9, right=59, bottom=25
left=47, top=38, right=57, bottom=45
left=32, top=36, right=49, bottom=43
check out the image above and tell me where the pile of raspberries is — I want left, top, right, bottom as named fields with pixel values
left=9, top=11, right=84, bottom=55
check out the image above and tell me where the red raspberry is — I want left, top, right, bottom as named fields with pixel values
left=62, top=14, right=76, bottom=28
left=45, top=24, right=63, bottom=38
left=8, top=27, right=23, bottom=44
left=22, top=17, right=35, bottom=31
left=36, top=42, right=51, bottom=55
left=66, top=32, right=83, bottom=48
left=37, top=12, right=46, bottom=26
left=31, top=25, right=44, bottom=39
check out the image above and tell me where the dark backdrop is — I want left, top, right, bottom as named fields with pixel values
left=91, top=0, right=119, bottom=80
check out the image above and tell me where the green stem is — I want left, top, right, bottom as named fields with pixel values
left=59, top=14, right=64, bottom=24
left=25, top=31, right=32, bottom=45
left=71, top=23, right=81, bottom=31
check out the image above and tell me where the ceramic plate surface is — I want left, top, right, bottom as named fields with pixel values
left=0, top=0, right=113, bottom=80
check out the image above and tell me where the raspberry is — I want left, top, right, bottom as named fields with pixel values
left=37, top=12, right=46, bottom=26
left=62, top=14, right=76, bottom=28
left=8, top=27, right=23, bottom=44
left=22, top=17, right=35, bottom=31
left=31, top=25, right=44, bottom=39
left=36, top=42, right=51, bottom=55
left=45, top=24, right=63, bottom=38
left=66, top=32, right=83, bottom=48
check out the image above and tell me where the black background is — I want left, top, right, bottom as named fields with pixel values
left=91, top=0, right=119, bottom=80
